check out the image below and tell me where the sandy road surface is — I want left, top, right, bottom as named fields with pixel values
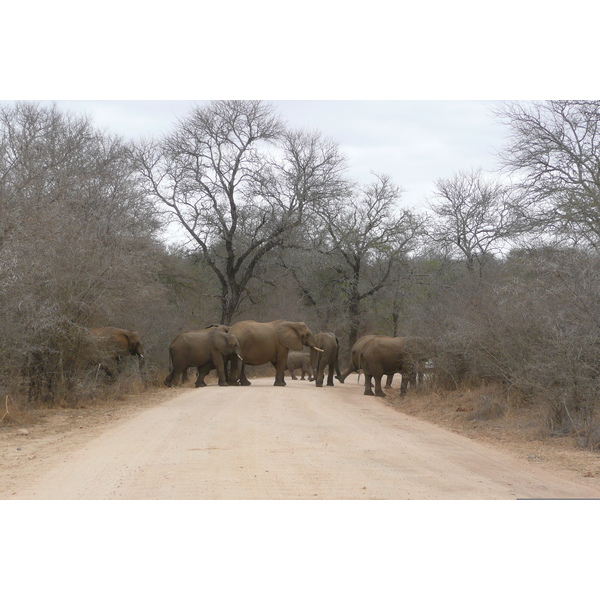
left=3, top=378, right=600, bottom=499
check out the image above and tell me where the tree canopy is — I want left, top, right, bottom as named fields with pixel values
left=496, top=100, right=600, bottom=247
left=134, top=100, right=348, bottom=323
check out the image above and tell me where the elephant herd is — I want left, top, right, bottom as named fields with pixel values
left=159, top=320, right=433, bottom=397
left=90, top=320, right=433, bottom=397
left=164, top=320, right=328, bottom=389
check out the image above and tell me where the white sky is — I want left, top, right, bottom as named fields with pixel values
left=44, top=99, right=506, bottom=211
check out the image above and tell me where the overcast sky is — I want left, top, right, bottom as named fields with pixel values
left=44, top=99, right=507, bottom=210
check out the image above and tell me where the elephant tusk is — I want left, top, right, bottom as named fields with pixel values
left=237, top=354, right=244, bottom=362
left=311, top=346, right=324, bottom=353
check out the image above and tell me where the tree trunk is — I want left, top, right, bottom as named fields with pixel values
left=346, top=262, right=362, bottom=349
left=347, top=290, right=361, bottom=350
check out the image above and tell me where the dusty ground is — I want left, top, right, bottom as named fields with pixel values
left=1, top=376, right=600, bottom=499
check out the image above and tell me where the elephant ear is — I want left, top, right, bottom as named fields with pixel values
left=212, top=331, right=229, bottom=355
left=121, top=331, right=135, bottom=349
left=277, top=322, right=303, bottom=351
left=124, top=331, right=143, bottom=354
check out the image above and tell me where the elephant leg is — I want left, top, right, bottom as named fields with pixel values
left=314, top=355, right=323, bottom=387
left=227, top=357, right=241, bottom=386
left=364, top=373, right=374, bottom=396
left=384, top=373, right=394, bottom=389
left=166, top=366, right=185, bottom=387
left=326, top=364, right=335, bottom=386
left=291, top=369, right=298, bottom=380
left=195, top=364, right=211, bottom=387
left=274, top=358, right=287, bottom=386
left=164, top=370, right=175, bottom=387
left=315, top=360, right=324, bottom=387
left=212, top=354, right=229, bottom=386
left=222, top=357, right=230, bottom=382
left=239, top=363, right=251, bottom=386
left=315, top=357, right=323, bottom=387
left=374, top=375, right=386, bottom=397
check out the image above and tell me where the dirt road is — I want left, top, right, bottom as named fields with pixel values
left=3, top=378, right=600, bottom=499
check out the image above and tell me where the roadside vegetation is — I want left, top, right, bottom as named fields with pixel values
left=3, top=100, right=600, bottom=451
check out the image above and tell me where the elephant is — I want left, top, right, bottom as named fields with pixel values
left=227, top=319, right=323, bottom=386
left=286, top=351, right=315, bottom=381
left=164, top=327, right=242, bottom=387
left=337, top=335, right=392, bottom=388
left=359, top=336, right=434, bottom=397
left=310, top=331, right=341, bottom=387
left=166, top=324, right=233, bottom=384
left=193, top=323, right=234, bottom=384
left=90, top=327, right=145, bottom=376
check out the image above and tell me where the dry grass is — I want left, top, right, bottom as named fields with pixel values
left=383, top=383, right=600, bottom=479
left=0, top=395, right=27, bottom=427
left=0, top=363, right=273, bottom=431
left=0, top=369, right=163, bottom=428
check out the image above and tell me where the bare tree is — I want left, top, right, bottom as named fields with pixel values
left=134, top=100, right=347, bottom=324
left=427, top=169, right=521, bottom=276
left=495, top=100, right=600, bottom=247
left=0, top=102, right=166, bottom=403
left=312, top=173, right=421, bottom=348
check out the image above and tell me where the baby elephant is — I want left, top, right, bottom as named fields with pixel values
left=286, top=351, right=314, bottom=381
left=164, top=328, right=242, bottom=387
